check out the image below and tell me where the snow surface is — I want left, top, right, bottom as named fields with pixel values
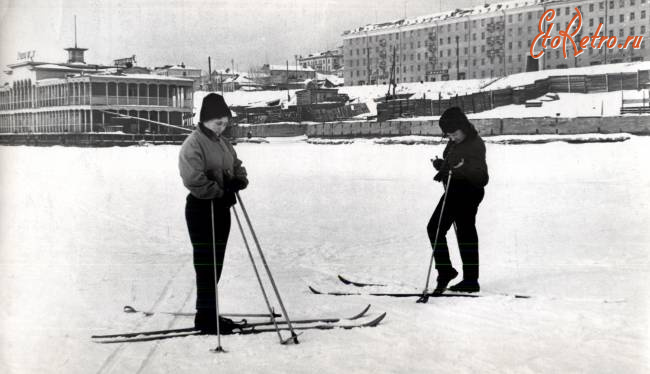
left=2, top=137, right=649, bottom=373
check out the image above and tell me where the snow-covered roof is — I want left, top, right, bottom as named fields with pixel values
left=343, top=0, right=547, bottom=36
left=266, top=64, right=315, bottom=72
left=33, top=64, right=81, bottom=71
left=87, top=72, right=194, bottom=82
left=167, top=65, right=200, bottom=71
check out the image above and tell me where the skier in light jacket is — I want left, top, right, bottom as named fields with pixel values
left=429, top=107, right=488, bottom=295
left=179, top=93, right=248, bottom=334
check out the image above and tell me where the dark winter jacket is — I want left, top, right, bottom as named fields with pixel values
left=179, top=124, right=246, bottom=200
left=440, top=132, right=489, bottom=190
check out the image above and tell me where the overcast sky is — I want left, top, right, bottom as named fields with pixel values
left=1, top=0, right=503, bottom=74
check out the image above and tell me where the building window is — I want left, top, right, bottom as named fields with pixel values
left=609, top=1, right=614, bottom=9
left=590, top=4, right=595, bottom=11
left=619, top=14, right=624, bottom=22
left=590, top=18, right=594, bottom=27
left=509, top=42, right=512, bottom=49
left=565, top=7, right=570, bottom=15
left=528, top=13, right=532, bottom=20
left=481, top=45, right=485, bottom=52
left=631, top=0, right=635, bottom=4
left=600, top=1, right=605, bottom=10
left=448, top=37, right=451, bottom=44
left=630, top=27, right=635, bottom=35
left=440, top=38, right=443, bottom=45
left=619, top=28, right=624, bottom=37
left=609, top=16, right=614, bottom=24
left=642, top=10, right=647, bottom=19
left=642, top=25, right=646, bottom=34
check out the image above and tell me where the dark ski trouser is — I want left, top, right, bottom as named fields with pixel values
left=185, top=194, right=231, bottom=317
left=427, top=185, right=484, bottom=281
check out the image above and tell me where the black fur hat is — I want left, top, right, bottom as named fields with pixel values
left=439, top=107, right=471, bottom=134
left=199, top=93, right=232, bottom=122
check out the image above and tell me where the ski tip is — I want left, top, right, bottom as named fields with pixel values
left=349, top=304, right=372, bottom=320
left=308, top=286, right=322, bottom=294
left=123, top=305, right=136, bottom=313
left=337, top=274, right=352, bottom=284
left=363, top=312, right=387, bottom=327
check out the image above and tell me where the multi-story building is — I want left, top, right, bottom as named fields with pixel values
left=341, top=0, right=650, bottom=85
left=260, top=64, right=316, bottom=87
left=0, top=46, right=194, bottom=134
left=298, top=49, right=344, bottom=74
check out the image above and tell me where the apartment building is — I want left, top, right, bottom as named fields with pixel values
left=298, top=49, right=344, bottom=74
left=341, top=0, right=649, bottom=85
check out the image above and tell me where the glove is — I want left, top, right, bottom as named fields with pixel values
left=432, top=158, right=445, bottom=171
left=433, top=170, right=448, bottom=183
left=223, top=170, right=248, bottom=192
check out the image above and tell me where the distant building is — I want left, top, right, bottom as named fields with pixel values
left=0, top=46, right=194, bottom=134
left=260, top=64, right=316, bottom=88
left=299, top=49, right=343, bottom=74
left=342, top=0, right=650, bottom=85
left=154, top=63, right=202, bottom=90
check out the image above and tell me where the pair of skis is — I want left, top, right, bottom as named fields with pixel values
left=92, top=304, right=385, bottom=344
left=308, top=275, right=531, bottom=299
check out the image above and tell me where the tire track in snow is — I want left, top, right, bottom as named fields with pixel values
left=95, top=259, right=192, bottom=374
left=134, top=282, right=197, bottom=374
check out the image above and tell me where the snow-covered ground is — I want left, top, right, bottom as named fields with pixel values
left=1, top=137, right=649, bottom=373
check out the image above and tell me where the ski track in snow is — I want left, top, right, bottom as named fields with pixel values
left=1, top=137, right=649, bottom=373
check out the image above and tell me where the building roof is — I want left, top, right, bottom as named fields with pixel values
left=343, top=0, right=549, bottom=36
left=265, top=64, right=315, bottom=72
left=301, top=50, right=342, bottom=60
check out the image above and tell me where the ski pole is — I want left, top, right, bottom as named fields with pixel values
left=232, top=205, right=286, bottom=344
left=210, top=200, right=226, bottom=353
left=236, top=192, right=300, bottom=344
left=417, top=169, right=453, bottom=304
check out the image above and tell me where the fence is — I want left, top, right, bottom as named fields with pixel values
left=377, top=70, right=650, bottom=121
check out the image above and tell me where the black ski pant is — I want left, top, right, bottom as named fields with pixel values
left=185, top=194, right=231, bottom=317
left=427, top=185, right=484, bottom=281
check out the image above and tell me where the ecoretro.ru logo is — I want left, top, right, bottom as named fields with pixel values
left=529, top=7, right=644, bottom=59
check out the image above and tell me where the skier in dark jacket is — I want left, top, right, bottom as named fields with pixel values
left=179, top=93, right=248, bottom=334
left=428, top=107, right=488, bottom=294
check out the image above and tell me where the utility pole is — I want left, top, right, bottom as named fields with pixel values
left=208, top=56, right=212, bottom=91
left=294, top=55, right=298, bottom=85
left=456, top=35, right=460, bottom=80
left=286, top=60, right=290, bottom=101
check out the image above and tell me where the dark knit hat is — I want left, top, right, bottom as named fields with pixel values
left=439, top=107, right=471, bottom=134
left=199, top=93, right=232, bottom=122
